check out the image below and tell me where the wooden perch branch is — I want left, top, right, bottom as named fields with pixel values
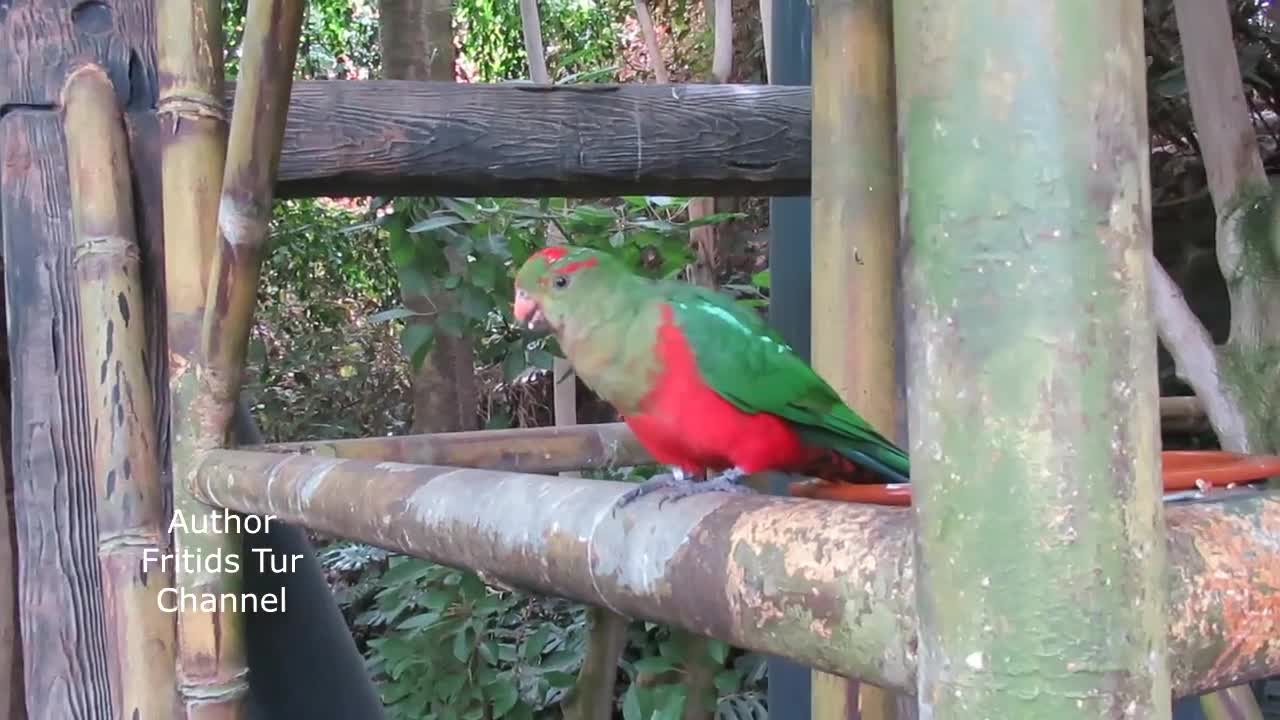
left=192, top=449, right=1280, bottom=699
left=1150, top=257, right=1250, bottom=451
left=63, top=63, right=179, bottom=720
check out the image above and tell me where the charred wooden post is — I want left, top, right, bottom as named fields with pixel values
left=263, top=81, right=810, bottom=198
left=810, top=0, right=909, bottom=717
left=191, top=449, right=1280, bottom=697
left=3, top=95, right=114, bottom=720
left=895, top=0, right=1172, bottom=717
left=63, top=64, right=180, bottom=720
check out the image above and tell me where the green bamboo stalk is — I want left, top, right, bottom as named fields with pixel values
left=156, top=0, right=246, bottom=716
left=811, top=0, right=902, bottom=717
left=64, top=63, right=181, bottom=720
left=894, top=0, right=1171, bottom=717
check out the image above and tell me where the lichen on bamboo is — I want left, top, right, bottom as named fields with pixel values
left=65, top=63, right=180, bottom=720
left=895, top=0, right=1171, bottom=717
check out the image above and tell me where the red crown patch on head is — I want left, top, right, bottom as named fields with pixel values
left=535, top=246, right=569, bottom=262
left=560, top=257, right=599, bottom=275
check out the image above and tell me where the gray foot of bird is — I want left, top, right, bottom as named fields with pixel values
left=612, top=467, right=754, bottom=514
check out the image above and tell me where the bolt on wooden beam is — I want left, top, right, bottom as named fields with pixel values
left=895, top=0, right=1172, bottom=717
left=192, top=449, right=1280, bottom=698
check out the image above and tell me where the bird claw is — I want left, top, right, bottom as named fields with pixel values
left=611, top=467, right=754, bottom=515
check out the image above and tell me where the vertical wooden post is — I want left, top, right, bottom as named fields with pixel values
left=64, top=63, right=180, bottom=720
left=811, top=1, right=909, bottom=718
left=895, top=0, right=1171, bottom=717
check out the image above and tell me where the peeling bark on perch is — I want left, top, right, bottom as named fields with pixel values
left=63, top=63, right=180, bottom=720
left=193, top=450, right=1280, bottom=699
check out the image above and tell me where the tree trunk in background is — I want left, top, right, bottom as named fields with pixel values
left=378, top=0, right=480, bottom=434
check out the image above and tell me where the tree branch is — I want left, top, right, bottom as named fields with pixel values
left=633, top=0, right=669, bottom=84
left=1149, top=255, right=1250, bottom=452
left=1171, top=0, right=1269, bottom=277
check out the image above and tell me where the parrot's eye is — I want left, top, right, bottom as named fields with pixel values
left=552, top=275, right=569, bottom=289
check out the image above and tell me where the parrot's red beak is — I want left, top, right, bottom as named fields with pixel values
left=513, top=289, right=549, bottom=332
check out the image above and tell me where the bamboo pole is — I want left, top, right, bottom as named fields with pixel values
left=257, top=398, right=1205, bottom=471
left=192, top=449, right=1280, bottom=698
left=895, top=1, right=1172, bottom=717
left=64, top=63, right=180, bottom=720
left=201, top=0, right=305, bottom=415
left=257, top=421, right=651, bottom=473
left=155, top=0, right=249, bottom=716
left=810, top=0, right=906, bottom=718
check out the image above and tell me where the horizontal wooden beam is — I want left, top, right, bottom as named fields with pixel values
left=256, top=421, right=648, bottom=474
left=257, top=397, right=1206, bottom=472
left=193, top=449, right=1280, bottom=698
left=253, top=80, right=810, bottom=198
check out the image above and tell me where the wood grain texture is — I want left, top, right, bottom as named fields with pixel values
left=0, top=0, right=158, bottom=109
left=256, top=80, right=810, bottom=198
left=0, top=278, right=25, bottom=719
left=1, top=111, right=113, bottom=719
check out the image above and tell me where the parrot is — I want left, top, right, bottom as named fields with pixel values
left=512, top=244, right=910, bottom=508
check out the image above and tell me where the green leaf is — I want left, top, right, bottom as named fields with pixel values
left=708, top=640, right=730, bottom=665
left=408, top=214, right=468, bottom=234
left=452, top=624, right=475, bottom=663
left=714, top=668, right=743, bottom=694
left=489, top=681, right=519, bottom=718
left=543, top=670, right=577, bottom=688
left=523, top=624, right=552, bottom=662
left=436, top=671, right=467, bottom=701
left=750, top=269, right=771, bottom=289
left=369, top=307, right=421, bottom=324
left=685, top=211, right=745, bottom=228
left=631, top=655, right=676, bottom=675
left=401, top=323, right=435, bottom=371
left=436, top=310, right=467, bottom=337
left=622, top=687, right=643, bottom=720
left=396, top=611, right=442, bottom=631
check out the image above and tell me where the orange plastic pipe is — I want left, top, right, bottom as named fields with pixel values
left=789, top=451, right=1280, bottom=506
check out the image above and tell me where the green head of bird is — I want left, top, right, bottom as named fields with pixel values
left=512, top=245, right=629, bottom=335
